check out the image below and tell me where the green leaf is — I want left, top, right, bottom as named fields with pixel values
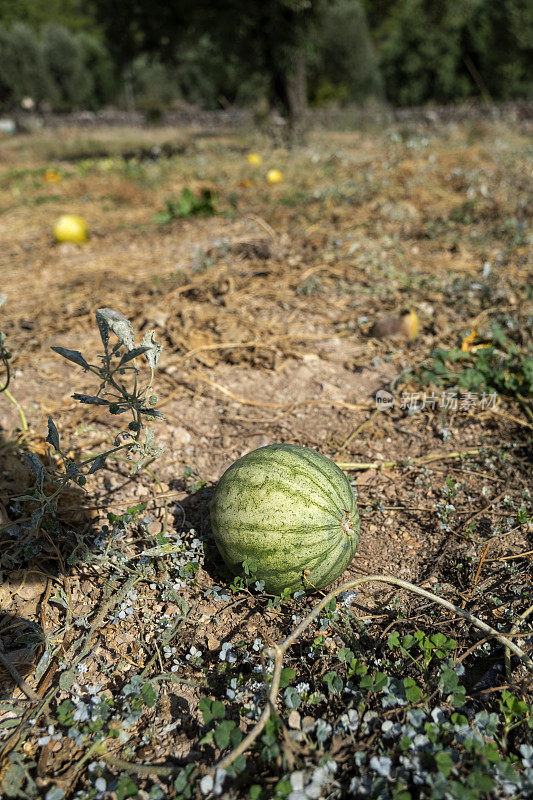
left=439, top=666, right=459, bottom=694
left=435, top=750, right=453, bottom=778
left=116, top=775, right=139, bottom=800
left=50, top=346, right=91, bottom=370
left=338, top=647, right=355, bottom=662
left=393, top=791, right=411, bottom=800
left=199, top=730, right=214, bottom=745
left=153, top=210, right=173, bottom=224
left=403, top=677, right=422, bottom=702
left=374, top=672, right=389, bottom=691
left=387, top=631, right=400, bottom=649
left=174, top=765, right=195, bottom=794
left=199, top=697, right=226, bottom=725
left=284, top=687, right=301, bottom=709
left=141, top=681, right=157, bottom=708
left=323, top=671, right=343, bottom=694
left=59, top=669, right=75, bottom=691
left=212, top=700, right=226, bottom=719
left=57, top=699, right=75, bottom=726
left=1, top=763, right=26, bottom=797
left=214, top=720, right=237, bottom=749
left=199, top=697, right=214, bottom=724
left=453, top=686, right=467, bottom=707
left=279, top=667, right=296, bottom=688
left=467, top=772, right=493, bottom=792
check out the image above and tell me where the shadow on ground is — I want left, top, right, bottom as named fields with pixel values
left=0, top=428, right=98, bottom=691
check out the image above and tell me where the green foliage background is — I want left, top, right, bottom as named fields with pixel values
left=0, top=0, right=531, bottom=112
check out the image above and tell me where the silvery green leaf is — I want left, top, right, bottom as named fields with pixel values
left=0, top=295, right=7, bottom=308
left=95, top=309, right=110, bottom=351
left=0, top=717, right=21, bottom=730
left=1, top=762, right=25, bottom=795
left=142, top=329, right=162, bottom=368
left=72, top=393, right=109, bottom=406
left=96, top=308, right=135, bottom=349
left=88, top=453, right=107, bottom=474
left=50, top=346, right=91, bottom=370
left=31, top=507, right=44, bottom=529
left=34, top=649, right=52, bottom=682
left=140, top=543, right=184, bottom=557
left=59, top=669, right=75, bottom=690
left=145, top=428, right=154, bottom=449
left=46, top=417, right=60, bottom=451
left=118, top=345, right=152, bottom=366
left=23, top=452, right=46, bottom=490
left=12, top=494, right=36, bottom=504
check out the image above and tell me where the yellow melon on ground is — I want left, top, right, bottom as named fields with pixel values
left=267, top=169, right=283, bottom=184
left=53, top=214, right=88, bottom=244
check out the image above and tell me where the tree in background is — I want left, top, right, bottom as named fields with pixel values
left=0, top=1, right=530, bottom=114
left=0, top=23, right=52, bottom=109
left=0, top=0, right=95, bottom=33
left=369, top=0, right=532, bottom=105
left=77, top=32, right=116, bottom=110
left=93, top=0, right=319, bottom=138
left=466, top=0, right=532, bottom=101
left=41, top=23, right=94, bottom=110
left=307, top=0, right=383, bottom=105
left=174, top=36, right=266, bottom=109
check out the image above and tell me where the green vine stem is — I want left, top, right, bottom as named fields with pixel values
left=3, top=387, right=28, bottom=432
left=214, top=574, right=533, bottom=772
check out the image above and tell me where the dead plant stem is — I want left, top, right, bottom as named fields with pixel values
left=214, top=574, right=532, bottom=772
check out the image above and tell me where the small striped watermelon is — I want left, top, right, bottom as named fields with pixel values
left=210, top=443, right=359, bottom=594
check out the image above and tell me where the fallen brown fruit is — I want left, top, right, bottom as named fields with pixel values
left=370, top=310, right=419, bottom=340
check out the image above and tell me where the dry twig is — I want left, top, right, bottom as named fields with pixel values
left=214, top=574, right=532, bottom=772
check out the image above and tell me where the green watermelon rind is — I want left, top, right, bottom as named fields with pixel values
left=210, top=443, right=360, bottom=595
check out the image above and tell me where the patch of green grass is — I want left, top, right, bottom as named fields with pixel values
left=419, top=324, right=532, bottom=411
left=153, top=187, right=216, bottom=223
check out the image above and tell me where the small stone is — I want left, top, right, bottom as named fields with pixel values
left=302, top=716, right=316, bottom=733
left=288, top=710, right=301, bottom=729
left=172, top=426, right=192, bottom=446
left=148, top=520, right=162, bottom=535
left=207, top=637, right=221, bottom=652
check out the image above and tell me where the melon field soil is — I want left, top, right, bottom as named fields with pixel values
left=0, top=114, right=531, bottom=800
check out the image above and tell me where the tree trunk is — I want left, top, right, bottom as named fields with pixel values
left=269, top=47, right=307, bottom=146
left=286, top=47, right=307, bottom=144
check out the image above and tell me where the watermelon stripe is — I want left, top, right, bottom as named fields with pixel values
left=285, top=446, right=353, bottom=512
left=242, top=446, right=352, bottom=515
left=215, top=521, right=343, bottom=535
left=213, top=481, right=335, bottom=520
